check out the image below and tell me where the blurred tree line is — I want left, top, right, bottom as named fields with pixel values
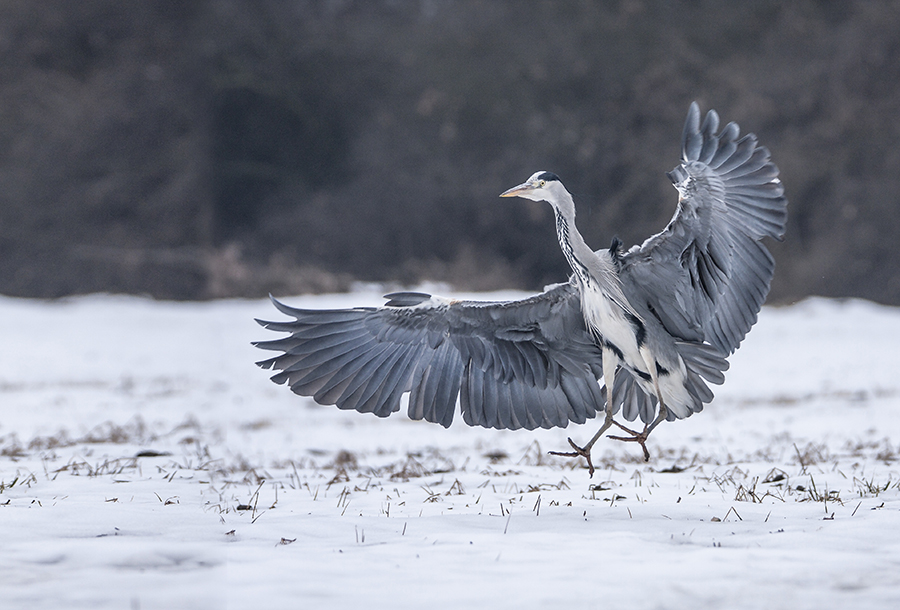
left=1, top=0, right=899, bottom=303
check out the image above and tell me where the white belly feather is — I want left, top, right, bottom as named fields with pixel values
left=581, top=283, right=695, bottom=418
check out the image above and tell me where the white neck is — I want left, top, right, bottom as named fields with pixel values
left=550, top=186, right=637, bottom=319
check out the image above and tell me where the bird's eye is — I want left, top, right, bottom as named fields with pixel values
left=539, top=180, right=546, bottom=187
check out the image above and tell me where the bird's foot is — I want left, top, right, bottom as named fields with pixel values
left=549, top=437, right=597, bottom=477
left=607, top=421, right=652, bottom=462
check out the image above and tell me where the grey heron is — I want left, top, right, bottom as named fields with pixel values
left=254, top=103, right=787, bottom=474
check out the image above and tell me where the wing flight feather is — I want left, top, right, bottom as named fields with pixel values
left=619, top=102, right=787, bottom=356
left=255, top=283, right=606, bottom=430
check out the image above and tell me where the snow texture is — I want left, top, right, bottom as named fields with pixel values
left=1, top=290, right=899, bottom=609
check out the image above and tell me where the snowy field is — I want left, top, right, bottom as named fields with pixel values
left=1, top=289, right=899, bottom=609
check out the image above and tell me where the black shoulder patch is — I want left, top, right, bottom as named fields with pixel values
left=537, top=171, right=560, bottom=182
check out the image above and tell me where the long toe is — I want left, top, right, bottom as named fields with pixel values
left=548, top=438, right=596, bottom=477
left=607, top=432, right=652, bottom=462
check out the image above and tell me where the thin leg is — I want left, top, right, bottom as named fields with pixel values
left=549, top=348, right=618, bottom=477
left=607, top=405, right=668, bottom=461
left=608, top=354, right=669, bottom=461
left=549, top=412, right=613, bottom=477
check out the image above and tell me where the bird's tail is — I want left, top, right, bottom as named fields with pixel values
left=612, top=341, right=728, bottom=423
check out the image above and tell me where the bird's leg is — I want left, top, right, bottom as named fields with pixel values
left=607, top=348, right=668, bottom=461
left=549, top=348, right=618, bottom=477
left=607, top=405, right=668, bottom=461
left=549, top=413, right=613, bottom=477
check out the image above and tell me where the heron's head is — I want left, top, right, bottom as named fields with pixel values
left=500, top=171, right=564, bottom=203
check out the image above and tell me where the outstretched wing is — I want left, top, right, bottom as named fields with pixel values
left=618, top=102, right=788, bottom=355
left=254, top=283, right=606, bottom=430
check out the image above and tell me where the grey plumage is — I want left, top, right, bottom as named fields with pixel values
left=255, top=102, right=787, bottom=461
left=257, top=284, right=605, bottom=430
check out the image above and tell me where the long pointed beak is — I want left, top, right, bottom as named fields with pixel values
left=499, top=182, right=533, bottom=198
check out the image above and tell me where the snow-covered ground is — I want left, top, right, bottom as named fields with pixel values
left=1, top=290, right=898, bottom=609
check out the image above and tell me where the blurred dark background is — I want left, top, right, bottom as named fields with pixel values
left=1, top=0, right=898, bottom=303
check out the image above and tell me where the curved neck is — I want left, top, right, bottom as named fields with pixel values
left=551, top=188, right=635, bottom=316
left=551, top=188, right=596, bottom=286
left=555, top=208, right=593, bottom=287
